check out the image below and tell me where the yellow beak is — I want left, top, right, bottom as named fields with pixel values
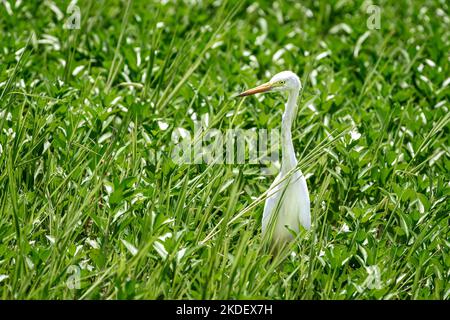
left=238, top=82, right=273, bottom=97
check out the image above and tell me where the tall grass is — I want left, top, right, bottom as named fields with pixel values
left=0, top=0, right=448, bottom=299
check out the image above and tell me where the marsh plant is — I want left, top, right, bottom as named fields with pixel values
left=0, top=0, right=448, bottom=299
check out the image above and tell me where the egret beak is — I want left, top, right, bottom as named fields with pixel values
left=237, top=82, right=273, bottom=97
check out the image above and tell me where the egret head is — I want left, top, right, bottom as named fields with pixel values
left=238, top=70, right=301, bottom=97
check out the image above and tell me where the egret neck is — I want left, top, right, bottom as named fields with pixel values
left=281, top=88, right=299, bottom=174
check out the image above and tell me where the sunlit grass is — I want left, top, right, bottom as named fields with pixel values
left=0, top=0, right=449, bottom=299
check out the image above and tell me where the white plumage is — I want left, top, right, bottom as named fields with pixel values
left=239, top=70, right=311, bottom=252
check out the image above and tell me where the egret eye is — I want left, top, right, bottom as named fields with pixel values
left=279, top=80, right=286, bottom=85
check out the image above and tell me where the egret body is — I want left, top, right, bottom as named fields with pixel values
left=238, top=71, right=311, bottom=252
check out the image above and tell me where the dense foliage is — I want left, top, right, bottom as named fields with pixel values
left=0, top=0, right=448, bottom=299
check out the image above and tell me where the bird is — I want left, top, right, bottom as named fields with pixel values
left=238, top=70, right=311, bottom=253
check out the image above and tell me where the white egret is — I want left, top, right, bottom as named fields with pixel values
left=238, top=70, right=311, bottom=252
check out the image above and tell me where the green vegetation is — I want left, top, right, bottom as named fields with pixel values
left=0, top=0, right=449, bottom=299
